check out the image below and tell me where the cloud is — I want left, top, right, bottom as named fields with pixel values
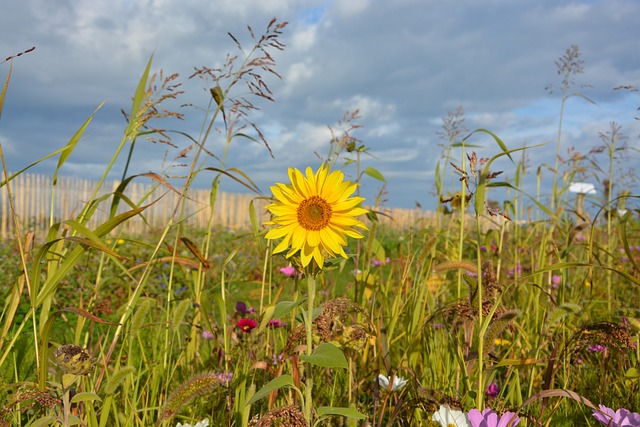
left=2, top=0, right=639, bottom=210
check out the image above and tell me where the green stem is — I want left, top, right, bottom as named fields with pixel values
left=304, top=273, right=316, bottom=425
left=475, top=218, right=484, bottom=409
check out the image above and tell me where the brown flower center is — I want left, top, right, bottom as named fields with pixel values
left=297, top=196, right=332, bottom=230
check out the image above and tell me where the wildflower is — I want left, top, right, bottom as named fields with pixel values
left=588, top=344, right=608, bottom=353
left=271, top=353, right=284, bottom=365
left=279, top=266, right=297, bottom=277
left=551, top=275, right=562, bottom=288
left=176, top=419, right=209, bottom=427
left=267, top=319, right=287, bottom=328
left=486, top=383, right=500, bottom=398
left=432, top=404, right=471, bottom=427
left=264, top=164, right=368, bottom=268
left=235, top=301, right=256, bottom=314
left=372, top=257, right=390, bottom=266
left=592, top=405, right=640, bottom=426
left=214, top=372, right=233, bottom=386
left=201, top=330, right=214, bottom=339
left=467, top=409, right=520, bottom=427
left=376, top=374, right=408, bottom=392
left=236, top=318, right=258, bottom=333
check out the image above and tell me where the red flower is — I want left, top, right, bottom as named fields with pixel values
left=236, top=318, right=258, bottom=333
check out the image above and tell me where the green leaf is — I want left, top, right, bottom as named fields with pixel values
left=0, top=64, right=11, bottom=121
left=295, top=306, right=324, bottom=324
left=125, top=55, right=153, bottom=138
left=364, top=167, right=386, bottom=182
left=300, top=343, right=348, bottom=369
left=203, top=167, right=262, bottom=195
left=316, top=406, right=366, bottom=420
left=28, top=416, right=58, bottom=427
left=625, top=367, right=640, bottom=380
left=260, top=299, right=307, bottom=331
left=53, top=102, right=104, bottom=185
left=246, top=374, right=295, bottom=406
left=273, top=299, right=306, bottom=319
left=71, top=391, right=102, bottom=404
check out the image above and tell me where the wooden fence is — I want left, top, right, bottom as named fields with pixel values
left=0, top=173, right=437, bottom=239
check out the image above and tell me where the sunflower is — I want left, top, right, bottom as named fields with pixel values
left=264, top=164, right=368, bottom=268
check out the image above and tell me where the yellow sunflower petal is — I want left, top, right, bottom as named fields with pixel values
left=264, top=164, right=368, bottom=269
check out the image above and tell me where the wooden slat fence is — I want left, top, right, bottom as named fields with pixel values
left=0, top=173, right=437, bottom=239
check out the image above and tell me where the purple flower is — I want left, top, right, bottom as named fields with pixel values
left=215, top=372, right=233, bottom=386
left=268, top=319, right=287, bottom=328
left=592, top=405, right=640, bottom=426
left=235, top=301, right=256, bottom=314
left=588, top=344, right=608, bottom=353
left=552, top=275, right=562, bottom=287
left=467, top=409, right=520, bottom=427
left=201, top=330, right=214, bottom=339
left=486, top=383, right=500, bottom=398
left=271, top=353, right=284, bottom=365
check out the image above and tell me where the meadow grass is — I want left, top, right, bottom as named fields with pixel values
left=1, top=20, right=639, bottom=427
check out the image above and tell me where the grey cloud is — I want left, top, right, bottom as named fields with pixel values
left=1, top=0, right=639, bottom=209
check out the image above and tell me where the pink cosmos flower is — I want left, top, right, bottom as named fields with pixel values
left=467, top=409, right=520, bottom=427
left=236, top=318, right=258, bottom=333
left=279, top=266, right=297, bottom=277
left=592, top=405, right=640, bottom=426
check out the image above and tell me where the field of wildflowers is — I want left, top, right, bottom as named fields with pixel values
left=1, top=19, right=639, bottom=427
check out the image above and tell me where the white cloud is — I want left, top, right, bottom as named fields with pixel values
left=332, top=95, right=396, bottom=121
left=282, top=60, right=315, bottom=96
left=332, top=0, right=370, bottom=17
left=291, top=24, right=318, bottom=51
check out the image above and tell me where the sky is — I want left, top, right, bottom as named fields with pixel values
left=1, top=0, right=639, bottom=212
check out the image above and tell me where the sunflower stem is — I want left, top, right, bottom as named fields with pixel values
left=304, top=272, right=316, bottom=425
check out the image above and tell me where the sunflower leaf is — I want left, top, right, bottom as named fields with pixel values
left=300, top=343, right=348, bottom=369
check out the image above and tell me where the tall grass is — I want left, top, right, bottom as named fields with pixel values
left=1, top=23, right=639, bottom=427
